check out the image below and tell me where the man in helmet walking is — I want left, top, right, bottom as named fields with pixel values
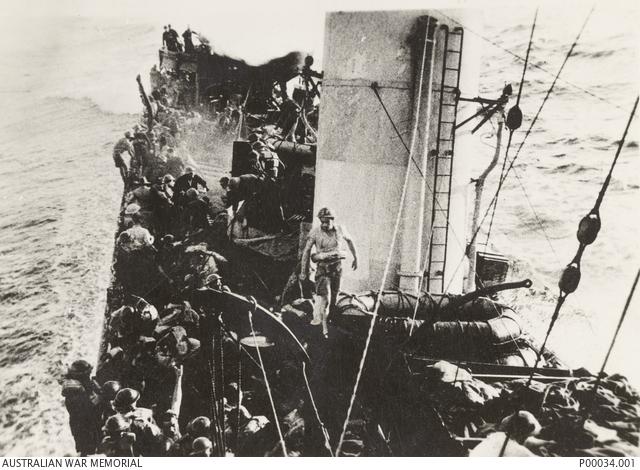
left=300, top=207, right=358, bottom=337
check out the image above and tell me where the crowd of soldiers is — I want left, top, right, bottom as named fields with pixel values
left=64, top=28, right=343, bottom=457
left=64, top=70, right=289, bottom=456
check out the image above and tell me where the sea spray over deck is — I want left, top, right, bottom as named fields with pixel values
left=0, top=6, right=638, bottom=456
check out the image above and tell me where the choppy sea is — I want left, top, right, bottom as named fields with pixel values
left=0, top=4, right=638, bottom=456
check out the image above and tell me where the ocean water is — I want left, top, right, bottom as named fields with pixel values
left=0, top=5, right=638, bottom=456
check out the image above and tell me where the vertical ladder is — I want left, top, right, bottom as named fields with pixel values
left=426, top=26, right=464, bottom=293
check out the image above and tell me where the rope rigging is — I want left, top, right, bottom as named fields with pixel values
left=446, top=6, right=596, bottom=296
left=485, top=8, right=533, bottom=246
left=525, top=94, right=638, bottom=384
left=583, top=268, right=640, bottom=418
left=371, top=82, right=421, bottom=177
left=436, top=8, right=626, bottom=113
left=497, top=94, right=638, bottom=456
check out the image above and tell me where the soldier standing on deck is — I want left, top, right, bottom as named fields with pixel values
left=113, top=131, right=134, bottom=184
left=182, top=27, right=195, bottom=53
left=61, top=360, right=101, bottom=456
left=300, top=207, right=358, bottom=337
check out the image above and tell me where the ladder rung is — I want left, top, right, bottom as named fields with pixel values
left=436, top=174, right=451, bottom=177
left=446, top=49, right=461, bottom=53
left=431, top=243, right=447, bottom=246
left=435, top=191, right=449, bottom=194
left=444, top=67, right=459, bottom=71
left=441, top=103, right=457, bottom=107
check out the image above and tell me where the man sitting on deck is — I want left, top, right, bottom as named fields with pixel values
left=300, top=207, right=358, bottom=337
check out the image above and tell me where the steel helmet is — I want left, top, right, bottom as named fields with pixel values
left=252, top=141, right=266, bottom=151
left=188, top=416, right=211, bottom=437
left=113, top=388, right=140, bottom=409
left=317, top=207, right=335, bottom=219
left=124, top=203, right=141, bottom=215
left=103, top=414, right=130, bottom=434
left=205, top=273, right=222, bottom=289
left=184, top=166, right=195, bottom=174
left=102, top=380, right=122, bottom=401
left=192, top=436, right=213, bottom=453
left=162, top=174, right=175, bottom=184
left=498, top=411, right=541, bottom=440
left=124, top=131, right=133, bottom=138
left=67, top=359, right=92, bottom=376
left=247, top=133, right=261, bottom=144
left=186, top=188, right=198, bottom=200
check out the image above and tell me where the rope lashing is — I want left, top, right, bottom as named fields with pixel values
left=247, top=296, right=287, bottom=457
